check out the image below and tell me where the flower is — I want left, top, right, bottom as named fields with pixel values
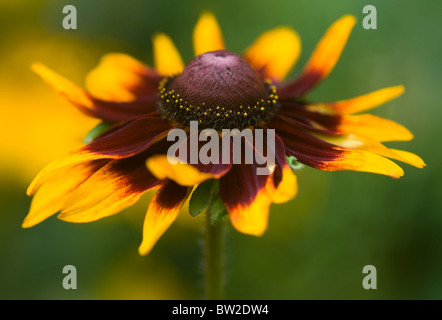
left=24, top=12, right=425, bottom=255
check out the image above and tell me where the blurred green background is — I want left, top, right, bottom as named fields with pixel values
left=0, top=0, right=440, bottom=299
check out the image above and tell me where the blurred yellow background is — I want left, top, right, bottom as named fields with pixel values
left=0, top=0, right=440, bottom=299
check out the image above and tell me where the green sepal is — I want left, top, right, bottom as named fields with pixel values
left=189, top=179, right=216, bottom=217
left=83, top=122, right=113, bottom=144
left=286, top=155, right=304, bottom=172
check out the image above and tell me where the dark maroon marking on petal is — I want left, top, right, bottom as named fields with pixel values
left=82, top=115, right=175, bottom=158
left=88, top=138, right=182, bottom=195
left=52, top=158, right=112, bottom=193
left=196, top=134, right=233, bottom=176
left=86, top=158, right=113, bottom=174
left=272, top=162, right=283, bottom=190
left=280, top=101, right=342, bottom=127
left=192, top=161, right=233, bottom=177
left=267, top=130, right=287, bottom=189
left=272, top=113, right=342, bottom=136
left=103, top=151, right=163, bottom=194
left=125, top=68, right=163, bottom=98
left=275, top=101, right=344, bottom=134
left=86, top=95, right=161, bottom=123
left=268, top=116, right=345, bottom=169
left=151, top=180, right=191, bottom=210
left=216, top=128, right=289, bottom=210
left=91, top=119, right=137, bottom=142
left=219, top=162, right=268, bottom=211
left=278, top=70, right=323, bottom=98
left=254, top=127, right=290, bottom=190
left=219, top=129, right=278, bottom=209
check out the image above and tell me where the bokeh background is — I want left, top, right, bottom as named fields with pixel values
left=0, top=0, right=440, bottom=299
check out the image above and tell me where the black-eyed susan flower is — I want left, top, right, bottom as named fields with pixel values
left=24, top=12, right=424, bottom=256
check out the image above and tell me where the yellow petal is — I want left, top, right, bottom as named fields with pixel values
left=28, top=117, right=169, bottom=196
left=138, top=183, right=191, bottom=255
left=58, top=160, right=159, bottom=223
left=266, top=166, right=298, bottom=204
left=85, top=53, right=153, bottom=102
left=307, top=85, right=405, bottom=115
left=146, top=155, right=217, bottom=186
left=32, top=62, right=160, bottom=122
left=23, top=162, right=102, bottom=228
left=59, top=190, right=142, bottom=223
left=318, top=147, right=404, bottom=178
left=337, top=114, right=414, bottom=142
left=31, top=62, right=93, bottom=108
left=228, top=188, right=272, bottom=236
left=303, top=15, right=356, bottom=80
left=244, top=26, right=301, bottom=81
left=388, top=149, right=426, bottom=168
left=315, top=133, right=424, bottom=168
left=193, top=11, right=225, bottom=56
left=27, top=152, right=114, bottom=196
left=153, top=33, right=184, bottom=76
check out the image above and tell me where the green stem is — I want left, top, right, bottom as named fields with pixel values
left=204, top=211, right=224, bottom=300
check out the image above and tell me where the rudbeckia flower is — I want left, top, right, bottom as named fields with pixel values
left=24, top=12, right=425, bottom=255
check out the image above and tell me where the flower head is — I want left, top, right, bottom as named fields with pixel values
left=24, top=12, right=425, bottom=255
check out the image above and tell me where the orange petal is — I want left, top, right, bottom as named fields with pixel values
left=153, top=33, right=184, bottom=76
left=303, top=15, right=356, bottom=80
left=337, top=114, right=414, bottom=142
left=23, top=161, right=106, bottom=228
left=244, top=26, right=301, bottom=81
left=85, top=53, right=159, bottom=102
left=307, top=85, right=405, bottom=115
left=138, top=182, right=191, bottom=255
left=193, top=11, right=225, bottom=56
left=146, top=155, right=224, bottom=186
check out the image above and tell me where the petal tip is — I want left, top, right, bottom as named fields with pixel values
left=30, top=61, right=44, bottom=73
left=340, top=15, right=357, bottom=27
left=396, top=84, right=405, bottom=94
left=227, top=195, right=271, bottom=237
left=389, top=161, right=405, bottom=178
left=21, top=219, right=33, bottom=229
left=199, top=10, right=216, bottom=19
left=138, top=244, right=152, bottom=256
left=26, top=185, right=35, bottom=196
